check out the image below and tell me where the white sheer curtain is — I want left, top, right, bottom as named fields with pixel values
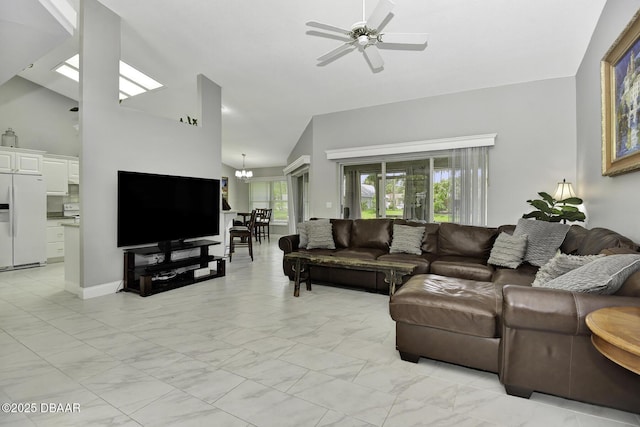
left=450, top=146, right=488, bottom=226
left=401, top=163, right=428, bottom=221
left=343, top=169, right=361, bottom=219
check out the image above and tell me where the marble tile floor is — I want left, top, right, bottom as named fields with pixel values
left=1, top=238, right=639, bottom=427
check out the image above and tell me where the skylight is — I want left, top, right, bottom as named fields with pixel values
left=54, top=54, right=163, bottom=100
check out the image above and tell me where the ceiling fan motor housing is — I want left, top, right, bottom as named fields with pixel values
left=350, top=23, right=379, bottom=46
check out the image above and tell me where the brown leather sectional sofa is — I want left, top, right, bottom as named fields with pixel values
left=278, top=219, right=640, bottom=413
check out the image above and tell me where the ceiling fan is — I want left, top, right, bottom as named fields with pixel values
left=306, top=0, right=429, bottom=71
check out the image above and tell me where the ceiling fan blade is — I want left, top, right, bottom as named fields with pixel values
left=379, top=32, right=429, bottom=45
left=306, top=30, right=352, bottom=42
left=366, top=0, right=395, bottom=30
left=317, top=42, right=356, bottom=62
left=363, top=45, right=384, bottom=70
left=306, top=21, right=351, bottom=36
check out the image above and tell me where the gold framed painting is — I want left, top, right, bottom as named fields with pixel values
left=602, top=10, right=640, bottom=176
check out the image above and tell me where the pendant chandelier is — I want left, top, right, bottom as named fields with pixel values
left=235, top=153, right=253, bottom=181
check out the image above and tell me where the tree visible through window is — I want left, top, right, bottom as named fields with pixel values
left=342, top=147, right=488, bottom=225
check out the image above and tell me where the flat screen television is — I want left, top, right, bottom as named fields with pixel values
left=117, top=170, right=220, bottom=248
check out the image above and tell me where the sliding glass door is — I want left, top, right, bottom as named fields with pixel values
left=340, top=149, right=487, bottom=225
left=343, top=159, right=437, bottom=221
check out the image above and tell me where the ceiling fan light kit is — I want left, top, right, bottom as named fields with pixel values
left=306, top=0, right=429, bottom=71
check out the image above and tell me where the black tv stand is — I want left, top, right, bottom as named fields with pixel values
left=123, top=239, right=224, bottom=297
left=158, top=239, right=197, bottom=251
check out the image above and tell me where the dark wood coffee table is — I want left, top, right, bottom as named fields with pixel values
left=586, top=306, right=640, bottom=375
left=284, top=252, right=417, bottom=297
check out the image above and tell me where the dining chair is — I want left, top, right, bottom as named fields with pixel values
left=253, top=208, right=266, bottom=243
left=256, top=208, right=272, bottom=242
left=229, top=209, right=257, bottom=261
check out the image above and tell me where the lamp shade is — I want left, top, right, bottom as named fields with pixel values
left=553, top=179, right=576, bottom=201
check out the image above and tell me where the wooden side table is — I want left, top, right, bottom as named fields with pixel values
left=585, top=306, right=640, bottom=375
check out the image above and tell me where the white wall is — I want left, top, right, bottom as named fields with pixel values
left=0, top=76, right=79, bottom=156
left=296, top=77, right=577, bottom=227
left=576, top=0, right=640, bottom=243
left=79, top=0, right=222, bottom=289
left=221, top=162, right=249, bottom=212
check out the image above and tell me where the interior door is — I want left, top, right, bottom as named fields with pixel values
left=295, top=172, right=309, bottom=223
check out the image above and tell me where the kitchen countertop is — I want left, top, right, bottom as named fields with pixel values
left=47, top=213, right=77, bottom=220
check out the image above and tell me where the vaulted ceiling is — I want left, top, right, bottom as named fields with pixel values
left=16, top=0, right=606, bottom=170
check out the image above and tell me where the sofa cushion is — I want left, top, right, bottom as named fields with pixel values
left=541, top=254, right=640, bottom=294
left=351, top=219, right=393, bottom=250
left=390, top=224, right=425, bottom=255
left=420, top=223, right=440, bottom=254
left=377, top=253, right=434, bottom=275
left=514, top=218, right=570, bottom=267
left=492, top=264, right=538, bottom=286
left=498, top=224, right=516, bottom=235
left=390, top=274, right=504, bottom=338
left=330, top=219, right=352, bottom=248
left=488, top=232, right=528, bottom=269
left=532, top=252, right=604, bottom=287
left=333, top=247, right=386, bottom=260
left=299, top=247, right=336, bottom=256
left=560, top=225, right=589, bottom=254
left=430, top=256, right=494, bottom=282
left=437, top=223, right=498, bottom=260
left=616, top=271, right=640, bottom=297
left=576, top=227, right=638, bottom=255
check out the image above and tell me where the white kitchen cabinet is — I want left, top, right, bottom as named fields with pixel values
left=43, top=156, right=69, bottom=195
left=0, top=148, right=44, bottom=175
left=46, top=218, right=75, bottom=261
left=0, top=151, right=13, bottom=173
left=15, top=152, right=43, bottom=174
left=68, top=159, right=79, bottom=184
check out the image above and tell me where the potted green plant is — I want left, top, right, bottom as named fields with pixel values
left=523, top=192, right=585, bottom=223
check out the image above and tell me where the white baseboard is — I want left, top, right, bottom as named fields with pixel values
left=65, top=280, right=123, bottom=299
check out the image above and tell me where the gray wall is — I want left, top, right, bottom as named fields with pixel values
left=0, top=76, right=80, bottom=156
left=577, top=0, right=640, bottom=243
left=79, top=0, right=222, bottom=289
left=287, top=119, right=313, bottom=164
left=294, top=77, right=577, bottom=227
left=251, top=166, right=287, bottom=178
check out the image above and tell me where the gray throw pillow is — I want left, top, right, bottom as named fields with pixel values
left=390, top=224, right=425, bottom=255
left=306, top=221, right=336, bottom=250
left=540, top=254, right=640, bottom=294
left=297, top=222, right=309, bottom=249
left=514, top=218, right=570, bottom=267
left=298, top=219, right=330, bottom=249
left=488, top=232, right=528, bottom=269
left=532, top=252, right=605, bottom=287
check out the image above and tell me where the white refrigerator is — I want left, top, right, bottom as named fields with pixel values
left=0, top=173, right=46, bottom=269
